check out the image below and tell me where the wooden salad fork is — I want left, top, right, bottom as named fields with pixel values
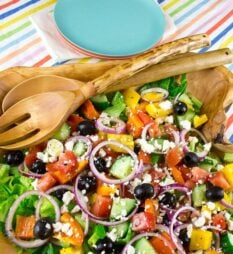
left=0, top=34, right=210, bottom=149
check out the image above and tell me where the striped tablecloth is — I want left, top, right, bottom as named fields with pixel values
left=0, top=0, right=233, bottom=140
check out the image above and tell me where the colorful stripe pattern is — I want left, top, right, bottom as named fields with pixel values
left=0, top=0, right=233, bottom=140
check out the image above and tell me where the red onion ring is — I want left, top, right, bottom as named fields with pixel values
left=18, top=163, right=43, bottom=179
left=140, top=87, right=169, bottom=102
left=170, top=129, right=180, bottom=146
left=202, top=225, right=224, bottom=232
left=89, top=140, right=142, bottom=185
left=95, top=116, right=126, bottom=134
left=174, top=223, right=192, bottom=234
left=180, top=128, right=209, bottom=159
left=219, top=199, right=233, bottom=210
left=65, top=135, right=92, bottom=159
left=121, top=232, right=175, bottom=254
left=156, top=223, right=170, bottom=233
left=74, top=175, right=139, bottom=226
left=159, top=183, right=191, bottom=204
left=173, top=93, right=182, bottom=105
left=141, top=122, right=154, bottom=140
left=5, top=190, right=60, bottom=249
left=169, top=206, right=199, bottom=254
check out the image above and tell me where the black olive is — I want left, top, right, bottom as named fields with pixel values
left=205, top=186, right=224, bottom=202
left=178, top=229, right=190, bottom=247
left=96, top=238, right=116, bottom=254
left=134, top=144, right=141, bottom=154
left=4, top=150, right=24, bottom=166
left=183, top=152, right=199, bottom=167
left=162, top=213, right=170, bottom=226
left=174, top=101, right=188, bottom=115
left=77, top=120, right=96, bottom=136
left=53, top=188, right=67, bottom=200
left=134, top=183, right=154, bottom=200
left=159, top=192, right=176, bottom=208
left=78, top=175, right=97, bottom=193
left=94, top=157, right=107, bottom=172
left=30, top=159, right=46, bottom=174
left=34, top=218, right=53, bottom=240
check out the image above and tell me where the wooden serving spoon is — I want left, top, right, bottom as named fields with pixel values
left=2, top=48, right=232, bottom=112
left=0, top=34, right=210, bottom=149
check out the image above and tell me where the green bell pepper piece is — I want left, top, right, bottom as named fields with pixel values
left=88, top=224, right=106, bottom=247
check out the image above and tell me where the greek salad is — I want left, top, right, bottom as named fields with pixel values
left=1, top=75, right=233, bottom=254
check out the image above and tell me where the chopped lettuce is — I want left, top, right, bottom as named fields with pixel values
left=138, top=74, right=188, bottom=98
left=0, top=164, right=34, bottom=226
left=39, top=198, right=59, bottom=221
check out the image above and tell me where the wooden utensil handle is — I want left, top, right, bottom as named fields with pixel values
left=92, top=34, right=210, bottom=93
left=106, top=48, right=233, bottom=92
left=0, top=60, right=124, bottom=92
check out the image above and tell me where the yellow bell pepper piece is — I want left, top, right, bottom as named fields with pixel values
left=222, top=164, right=233, bottom=187
left=60, top=247, right=83, bottom=254
left=123, top=88, right=140, bottom=109
left=145, top=103, right=172, bottom=118
left=97, top=183, right=118, bottom=196
left=217, top=192, right=231, bottom=210
left=98, top=131, right=107, bottom=139
left=141, top=92, right=164, bottom=102
left=107, top=134, right=134, bottom=152
left=193, top=114, right=208, bottom=128
left=189, top=229, right=212, bottom=251
left=205, top=250, right=221, bottom=254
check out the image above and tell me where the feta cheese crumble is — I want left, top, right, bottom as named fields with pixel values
left=62, top=191, right=75, bottom=205
left=180, top=120, right=191, bottom=130
left=159, top=100, right=173, bottom=110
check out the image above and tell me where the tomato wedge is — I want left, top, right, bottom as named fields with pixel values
left=37, top=173, right=57, bottom=192
left=209, top=171, right=231, bottom=190
left=165, top=147, right=183, bottom=167
left=91, top=194, right=112, bottom=218
left=132, top=212, right=156, bottom=232
left=47, top=151, right=78, bottom=174
left=67, top=114, right=84, bottom=132
left=212, top=213, right=227, bottom=230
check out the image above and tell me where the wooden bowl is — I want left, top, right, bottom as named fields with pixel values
left=186, top=66, right=233, bottom=152
left=1, top=66, right=233, bottom=253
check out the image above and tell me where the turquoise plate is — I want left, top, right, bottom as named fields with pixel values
left=54, top=0, right=166, bottom=57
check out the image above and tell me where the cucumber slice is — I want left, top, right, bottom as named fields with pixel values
left=112, top=91, right=125, bottom=106
left=192, top=184, right=206, bottom=207
left=73, top=141, right=87, bottom=157
left=108, top=221, right=129, bottom=239
left=134, top=238, right=157, bottom=254
left=176, top=109, right=195, bottom=128
left=110, top=155, right=133, bottom=179
left=103, top=103, right=126, bottom=118
left=46, top=139, right=64, bottom=157
left=223, top=153, right=233, bottom=163
left=190, top=94, right=203, bottom=112
left=52, top=123, right=71, bottom=141
left=179, top=93, right=193, bottom=107
left=110, top=198, right=136, bottom=220
left=90, top=94, right=110, bottom=110
left=199, top=156, right=219, bottom=170
left=74, top=213, right=86, bottom=229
